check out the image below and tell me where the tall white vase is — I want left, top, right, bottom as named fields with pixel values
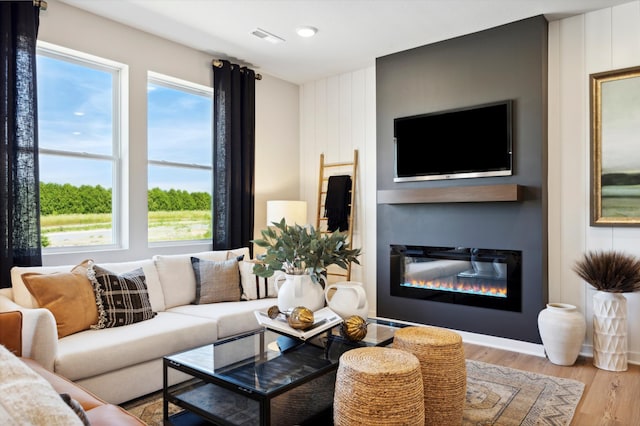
left=592, top=291, right=628, bottom=372
left=537, top=303, right=586, bottom=366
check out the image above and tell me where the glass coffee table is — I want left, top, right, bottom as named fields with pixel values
left=163, top=318, right=404, bottom=425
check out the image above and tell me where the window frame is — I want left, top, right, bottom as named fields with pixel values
left=36, top=41, right=128, bottom=253
left=146, top=71, right=213, bottom=246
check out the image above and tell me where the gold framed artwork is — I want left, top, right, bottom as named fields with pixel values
left=590, top=65, right=640, bottom=226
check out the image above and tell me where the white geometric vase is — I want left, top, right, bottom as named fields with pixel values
left=592, top=291, right=628, bottom=371
left=537, top=303, right=586, bottom=366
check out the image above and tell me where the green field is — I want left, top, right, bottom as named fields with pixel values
left=41, top=210, right=211, bottom=247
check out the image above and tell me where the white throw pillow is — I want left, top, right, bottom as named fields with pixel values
left=239, top=260, right=277, bottom=300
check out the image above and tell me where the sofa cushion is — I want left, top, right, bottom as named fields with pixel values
left=0, top=345, right=85, bottom=425
left=167, top=298, right=275, bottom=339
left=191, top=257, right=242, bottom=304
left=154, top=248, right=249, bottom=309
left=88, top=264, right=156, bottom=329
left=239, top=260, right=277, bottom=300
left=54, top=312, right=217, bottom=381
left=21, top=260, right=99, bottom=338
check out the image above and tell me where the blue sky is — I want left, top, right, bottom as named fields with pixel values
left=37, top=55, right=213, bottom=193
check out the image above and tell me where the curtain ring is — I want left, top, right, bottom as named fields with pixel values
left=33, top=0, right=48, bottom=10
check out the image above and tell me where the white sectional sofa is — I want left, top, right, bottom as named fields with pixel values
left=0, top=247, right=277, bottom=404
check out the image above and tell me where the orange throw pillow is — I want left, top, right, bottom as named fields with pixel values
left=22, top=260, right=98, bottom=338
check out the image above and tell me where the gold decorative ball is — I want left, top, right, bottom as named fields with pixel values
left=287, top=306, right=315, bottom=330
left=340, top=315, right=368, bottom=341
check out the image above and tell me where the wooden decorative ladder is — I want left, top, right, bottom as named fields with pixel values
left=315, top=149, right=358, bottom=281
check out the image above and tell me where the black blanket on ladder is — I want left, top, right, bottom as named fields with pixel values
left=325, top=175, right=352, bottom=232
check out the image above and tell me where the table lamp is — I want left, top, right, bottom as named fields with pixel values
left=266, top=200, right=307, bottom=226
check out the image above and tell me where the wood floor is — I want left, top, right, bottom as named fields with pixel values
left=464, top=343, right=640, bottom=426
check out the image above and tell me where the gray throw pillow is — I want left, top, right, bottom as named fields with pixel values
left=191, top=257, right=242, bottom=304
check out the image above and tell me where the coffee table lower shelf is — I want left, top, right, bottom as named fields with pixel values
left=164, top=361, right=336, bottom=426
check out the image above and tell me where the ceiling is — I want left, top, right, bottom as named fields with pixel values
left=56, top=0, right=631, bottom=84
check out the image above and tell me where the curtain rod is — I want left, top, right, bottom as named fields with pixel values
left=34, top=0, right=48, bottom=10
left=212, top=60, right=262, bottom=80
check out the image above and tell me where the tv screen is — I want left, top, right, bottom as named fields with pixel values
left=394, top=100, right=513, bottom=182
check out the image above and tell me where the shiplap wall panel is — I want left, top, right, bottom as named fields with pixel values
left=299, top=82, right=316, bottom=216
left=300, top=66, right=376, bottom=315
left=546, top=21, right=562, bottom=305
left=552, top=1, right=640, bottom=363
left=561, top=15, right=589, bottom=313
left=585, top=8, right=612, bottom=73
left=362, top=67, right=377, bottom=316
left=612, top=2, right=640, bottom=68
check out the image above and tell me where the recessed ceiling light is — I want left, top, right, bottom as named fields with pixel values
left=296, top=26, right=318, bottom=38
left=251, top=28, right=285, bottom=44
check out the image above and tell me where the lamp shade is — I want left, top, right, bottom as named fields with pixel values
left=266, top=200, right=307, bottom=226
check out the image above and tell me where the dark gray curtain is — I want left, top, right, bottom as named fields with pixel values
left=212, top=60, right=255, bottom=253
left=0, top=1, right=42, bottom=288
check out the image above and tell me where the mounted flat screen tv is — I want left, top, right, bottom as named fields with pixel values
left=394, top=100, right=513, bottom=182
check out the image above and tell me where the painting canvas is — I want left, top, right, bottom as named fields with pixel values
left=590, top=66, right=640, bottom=225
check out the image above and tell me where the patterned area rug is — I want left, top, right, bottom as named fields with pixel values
left=123, top=359, right=584, bottom=426
left=464, top=360, right=584, bottom=425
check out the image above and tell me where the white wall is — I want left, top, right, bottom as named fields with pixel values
left=299, top=69, right=377, bottom=315
left=38, top=0, right=299, bottom=266
left=549, top=0, right=640, bottom=364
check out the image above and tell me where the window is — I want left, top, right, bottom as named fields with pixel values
left=36, top=43, right=126, bottom=250
left=147, top=72, right=213, bottom=244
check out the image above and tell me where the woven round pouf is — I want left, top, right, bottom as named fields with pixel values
left=393, top=326, right=467, bottom=426
left=334, top=346, right=424, bottom=426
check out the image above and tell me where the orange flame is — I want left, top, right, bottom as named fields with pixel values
left=404, top=277, right=507, bottom=298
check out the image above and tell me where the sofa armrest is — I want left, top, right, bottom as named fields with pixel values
left=0, top=294, right=58, bottom=370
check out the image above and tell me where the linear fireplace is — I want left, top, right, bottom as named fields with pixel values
left=390, top=245, right=522, bottom=312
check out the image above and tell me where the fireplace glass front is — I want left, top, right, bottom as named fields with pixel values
left=390, top=245, right=522, bottom=312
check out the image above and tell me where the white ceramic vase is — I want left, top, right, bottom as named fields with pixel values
left=273, top=272, right=326, bottom=313
left=537, top=303, right=586, bottom=366
left=324, top=281, right=369, bottom=320
left=592, top=291, right=628, bottom=371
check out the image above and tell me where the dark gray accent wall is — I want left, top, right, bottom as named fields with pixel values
left=376, top=16, right=548, bottom=343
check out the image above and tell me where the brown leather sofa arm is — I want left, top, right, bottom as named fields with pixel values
left=21, top=358, right=146, bottom=426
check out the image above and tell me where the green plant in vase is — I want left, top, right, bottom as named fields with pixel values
left=252, top=218, right=361, bottom=285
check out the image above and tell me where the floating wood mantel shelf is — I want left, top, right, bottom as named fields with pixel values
left=377, top=184, right=523, bottom=204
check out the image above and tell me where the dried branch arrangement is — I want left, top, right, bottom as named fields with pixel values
left=573, top=250, right=640, bottom=293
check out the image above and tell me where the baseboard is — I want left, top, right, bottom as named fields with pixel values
left=455, top=329, right=546, bottom=358
left=373, top=316, right=640, bottom=365
left=582, top=344, right=640, bottom=366
left=372, top=316, right=546, bottom=358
